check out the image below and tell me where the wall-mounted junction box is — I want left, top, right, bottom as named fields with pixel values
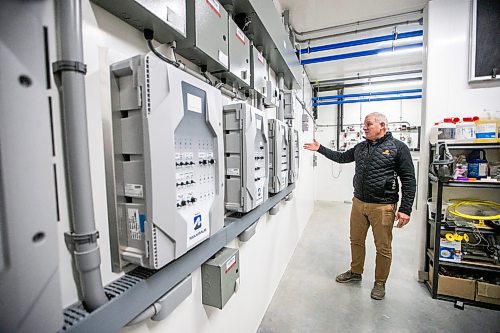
left=177, top=0, right=229, bottom=72
left=250, top=45, right=268, bottom=97
left=202, top=247, right=240, bottom=309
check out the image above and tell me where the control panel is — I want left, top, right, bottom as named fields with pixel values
left=223, top=103, right=269, bottom=212
left=268, top=119, right=289, bottom=193
left=108, top=52, right=224, bottom=271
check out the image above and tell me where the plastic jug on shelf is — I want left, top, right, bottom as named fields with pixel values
left=467, top=149, right=488, bottom=179
left=429, top=117, right=459, bottom=144
left=456, top=116, right=478, bottom=143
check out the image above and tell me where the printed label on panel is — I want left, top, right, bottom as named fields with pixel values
left=125, top=184, right=144, bottom=198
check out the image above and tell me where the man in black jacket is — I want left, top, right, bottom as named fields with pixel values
left=304, top=112, right=416, bottom=300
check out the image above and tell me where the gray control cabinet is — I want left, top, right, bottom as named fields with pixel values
left=202, top=247, right=240, bottom=309
left=250, top=45, right=268, bottom=97
left=268, top=119, right=289, bottom=193
left=223, top=103, right=269, bottom=212
left=288, top=128, right=300, bottom=184
left=177, top=0, right=229, bottom=72
left=92, top=0, right=187, bottom=41
left=108, top=52, right=224, bottom=271
left=228, top=18, right=251, bottom=87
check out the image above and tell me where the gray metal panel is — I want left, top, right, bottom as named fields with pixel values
left=228, top=18, right=251, bottom=87
left=91, top=0, right=187, bottom=39
left=0, top=1, right=63, bottom=331
left=250, top=45, right=268, bottom=97
left=108, top=52, right=224, bottom=270
left=59, top=184, right=294, bottom=333
left=202, top=248, right=239, bottom=309
left=178, top=0, right=229, bottom=72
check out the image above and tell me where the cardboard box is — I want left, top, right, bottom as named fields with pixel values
left=476, top=281, right=500, bottom=305
left=429, top=264, right=476, bottom=300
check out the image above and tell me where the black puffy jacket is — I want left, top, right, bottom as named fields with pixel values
left=317, top=132, right=416, bottom=215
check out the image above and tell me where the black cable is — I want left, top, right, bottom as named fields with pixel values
left=144, top=29, right=180, bottom=68
left=202, top=72, right=213, bottom=86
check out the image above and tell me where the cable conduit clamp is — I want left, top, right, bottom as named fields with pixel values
left=64, top=230, right=100, bottom=252
left=53, top=60, right=87, bottom=75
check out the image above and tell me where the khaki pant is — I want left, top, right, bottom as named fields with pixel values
left=349, top=197, right=396, bottom=283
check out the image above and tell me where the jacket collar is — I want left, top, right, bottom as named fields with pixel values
left=367, top=131, right=392, bottom=145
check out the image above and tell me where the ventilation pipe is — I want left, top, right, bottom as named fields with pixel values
left=53, top=0, right=107, bottom=311
left=314, top=94, right=422, bottom=106
left=301, top=42, right=423, bottom=65
left=277, top=73, right=285, bottom=121
left=292, top=9, right=423, bottom=43
left=313, top=89, right=422, bottom=102
left=299, top=30, right=422, bottom=54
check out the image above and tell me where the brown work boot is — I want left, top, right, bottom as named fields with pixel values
left=335, top=270, right=362, bottom=283
left=371, top=282, right=385, bottom=300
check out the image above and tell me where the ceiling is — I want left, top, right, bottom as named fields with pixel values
left=276, top=0, right=429, bottom=88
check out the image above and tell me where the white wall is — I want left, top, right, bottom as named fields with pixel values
left=314, top=91, right=422, bottom=203
left=54, top=2, right=316, bottom=332
left=414, top=0, right=500, bottom=271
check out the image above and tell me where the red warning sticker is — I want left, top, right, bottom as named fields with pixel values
left=206, top=0, right=221, bottom=17
left=236, top=27, right=246, bottom=44
left=257, top=51, right=264, bottom=65
left=225, top=255, right=236, bottom=273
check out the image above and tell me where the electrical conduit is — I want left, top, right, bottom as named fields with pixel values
left=54, top=0, right=107, bottom=310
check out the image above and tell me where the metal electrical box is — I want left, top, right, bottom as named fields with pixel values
left=268, top=119, right=289, bottom=193
left=288, top=128, right=300, bottom=184
left=250, top=45, right=268, bottom=97
left=177, top=0, right=229, bottom=72
left=107, top=52, right=224, bottom=271
left=91, top=0, right=187, bottom=40
left=227, top=18, right=251, bottom=87
left=202, top=247, right=240, bottom=309
left=223, top=103, right=269, bottom=212
left=263, top=80, right=278, bottom=107
left=284, top=90, right=298, bottom=119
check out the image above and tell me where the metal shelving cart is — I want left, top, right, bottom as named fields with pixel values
left=425, top=143, right=500, bottom=310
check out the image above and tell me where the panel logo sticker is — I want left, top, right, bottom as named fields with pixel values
left=187, top=212, right=208, bottom=247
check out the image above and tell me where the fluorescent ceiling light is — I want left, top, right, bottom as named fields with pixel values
left=362, top=80, right=422, bottom=90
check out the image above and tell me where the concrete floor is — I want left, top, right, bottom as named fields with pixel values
left=258, top=201, right=500, bottom=333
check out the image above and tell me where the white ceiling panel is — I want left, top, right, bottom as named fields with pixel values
left=277, top=0, right=428, bottom=85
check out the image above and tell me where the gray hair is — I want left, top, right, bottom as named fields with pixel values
left=366, top=112, right=388, bottom=125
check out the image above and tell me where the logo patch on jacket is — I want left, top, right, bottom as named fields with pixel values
left=383, top=149, right=390, bottom=155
